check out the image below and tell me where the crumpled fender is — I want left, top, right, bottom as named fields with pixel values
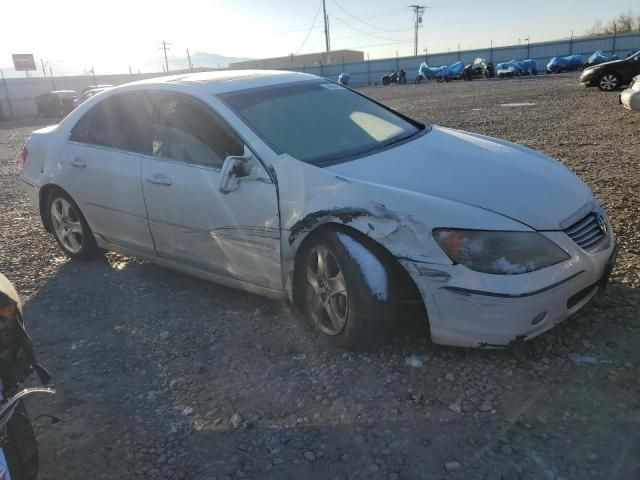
left=268, top=154, right=528, bottom=301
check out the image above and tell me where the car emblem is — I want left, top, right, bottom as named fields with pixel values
left=596, top=214, right=608, bottom=234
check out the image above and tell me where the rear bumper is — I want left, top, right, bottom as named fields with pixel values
left=21, top=177, right=39, bottom=211
left=402, top=227, right=616, bottom=348
left=620, top=89, right=640, bottom=111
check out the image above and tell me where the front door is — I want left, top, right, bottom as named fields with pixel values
left=63, top=92, right=156, bottom=255
left=140, top=93, right=282, bottom=290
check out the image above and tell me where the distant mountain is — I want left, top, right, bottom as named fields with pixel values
left=144, top=52, right=254, bottom=72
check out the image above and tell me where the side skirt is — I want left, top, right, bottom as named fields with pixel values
left=95, top=235, right=287, bottom=300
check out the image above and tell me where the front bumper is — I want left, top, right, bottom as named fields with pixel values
left=579, top=72, right=599, bottom=87
left=401, top=226, right=617, bottom=348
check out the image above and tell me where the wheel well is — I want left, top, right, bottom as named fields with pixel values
left=291, top=222, right=429, bottom=331
left=38, top=184, right=66, bottom=233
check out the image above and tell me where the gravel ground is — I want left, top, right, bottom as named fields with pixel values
left=1, top=72, right=639, bottom=480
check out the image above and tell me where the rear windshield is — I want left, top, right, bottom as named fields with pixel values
left=220, top=81, right=424, bottom=164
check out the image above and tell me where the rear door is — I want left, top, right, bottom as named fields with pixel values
left=63, top=93, right=156, bottom=255
left=140, top=93, right=281, bottom=289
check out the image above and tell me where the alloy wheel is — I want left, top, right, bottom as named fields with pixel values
left=305, top=245, right=349, bottom=336
left=599, top=74, right=618, bottom=91
left=50, top=197, right=84, bottom=254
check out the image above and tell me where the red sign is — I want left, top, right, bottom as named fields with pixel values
left=12, top=54, right=36, bottom=71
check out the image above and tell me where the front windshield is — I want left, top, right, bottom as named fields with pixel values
left=220, top=81, right=423, bottom=164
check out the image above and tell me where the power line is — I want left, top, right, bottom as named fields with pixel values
left=330, top=12, right=412, bottom=43
left=295, top=0, right=323, bottom=54
left=329, top=0, right=412, bottom=33
left=275, top=8, right=407, bottom=34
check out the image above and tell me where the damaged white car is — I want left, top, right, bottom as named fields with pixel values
left=21, top=71, right=617, bottom=350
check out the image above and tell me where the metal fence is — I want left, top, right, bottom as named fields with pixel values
left=1, top=32, right=639, bottom=119
left=288, top=31, right=640, bottom=85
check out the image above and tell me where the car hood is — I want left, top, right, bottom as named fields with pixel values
left=584, top=58, right=626, bottom=72
left=326, top=126, right=592, bottom=230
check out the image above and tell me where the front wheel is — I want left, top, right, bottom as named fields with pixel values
left=415, top=75, right=424, bottom=84
left=46, top=189, right=98, bottom=259
left=598, top=72, right=621, bottom=91
left=300, top=230, right=396, bottom=350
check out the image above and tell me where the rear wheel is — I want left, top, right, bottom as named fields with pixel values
left=46, top=189, right=98, bottom=259
left=598, top=72, right=621, bottom=91
left=300, top=229, right=396, bottom=350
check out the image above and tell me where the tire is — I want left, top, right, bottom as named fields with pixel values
left=499, top=73, right=504, bottom=79
left=46, top=188, right=98, bottom=259
left=299, top=229, right=396, bottom=350
left=598, top=72, right=621, bottom=91
left=415, top=76, right=423, bottom=84
left=4, top=402, right=38, bottom=480
left=382, top=77, right=391, bottom=86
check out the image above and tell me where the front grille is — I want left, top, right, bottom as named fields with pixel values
left=564, top=212, right=606, bottom=251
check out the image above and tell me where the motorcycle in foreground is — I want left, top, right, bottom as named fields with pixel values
left=0, top=274, right=54, bottom=480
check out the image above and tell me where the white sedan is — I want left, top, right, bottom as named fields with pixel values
left=20, top=70, right=617, bottom=350
left=620, top=75, right=640, bottom=111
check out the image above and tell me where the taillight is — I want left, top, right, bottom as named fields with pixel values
left=20, top=146, right=28, bottom=169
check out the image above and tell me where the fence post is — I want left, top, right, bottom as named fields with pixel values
left=611, top=26, right=617, bottom=55
left=569, top=30, right=573, bottom=55
left=367, top=57, right=371, bottom=85
left=320, top=62, right=325, bottom=78
left=0, top=69, right=14, bottom=120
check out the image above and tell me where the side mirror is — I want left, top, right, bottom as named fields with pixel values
left=219, top=146, right=253, bottom=194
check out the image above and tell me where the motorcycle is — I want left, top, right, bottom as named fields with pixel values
left=381, top=70, right=406, bottom=85
left=0, top=274, right=53, bottom=480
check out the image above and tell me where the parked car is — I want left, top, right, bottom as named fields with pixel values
left=35, top=90, right=78, bottom=118
left=21, top=71, right=617, bottom=350
left=583, top=50, right=618, bottom=68
left=80, top=84, right=113, bottom=94
left=580, top=50, right=640, bottom=91
left=463, top=58, right=494, bottom=80
left=496, top=59, right=537, bottom=78
left=546, top=55, right=583, bottom=73
left=73, top=87, right=111, bottom=109
left=381, top=70, right=406, bottom=85
left=620, top=75, right=640, bottom=111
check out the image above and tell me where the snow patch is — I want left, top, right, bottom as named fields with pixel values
left=405, top=355, right=430, bottom=368
left=492, top=257, right=536, bottom=275
left=336, top=232, right=388, bottom=300
left=500, top=102, right=536, bottom=107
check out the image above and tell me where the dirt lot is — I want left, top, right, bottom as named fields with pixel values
left=1, top=73, right=639, bottom=480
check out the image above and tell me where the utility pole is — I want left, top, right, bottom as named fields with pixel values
left=41, top=59, right=47, bottom=77
left=322, top=0, right=331, bottom=64
left=159, top=40, right=171, bottom=73
left=409, top=5, right=427, bottom=57
left=187, top=49, right=193, bottom=71
left=525, top=36, right=530, bottom=58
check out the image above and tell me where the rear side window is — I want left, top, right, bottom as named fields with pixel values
left=70, top=93, right=151, bottom=155
left=149, top=94, right=243, bottom=169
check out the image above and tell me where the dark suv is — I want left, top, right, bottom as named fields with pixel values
left=580, top=50, right=640, bottom=91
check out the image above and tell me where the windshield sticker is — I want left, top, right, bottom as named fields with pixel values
left=320, top=83, right=345, bottom=90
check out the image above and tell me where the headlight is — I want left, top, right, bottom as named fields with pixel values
left=433, top=229, right=570, bottom=275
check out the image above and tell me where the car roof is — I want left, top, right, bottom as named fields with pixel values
left=119, top=70, right=319, bottom=95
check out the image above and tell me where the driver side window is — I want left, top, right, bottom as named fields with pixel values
left=149, top=94, right=243, bottom=169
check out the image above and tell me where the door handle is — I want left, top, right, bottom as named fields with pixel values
left=70, top=157, right=86, bottom=168
left=146, top=173, right=172, bottom=186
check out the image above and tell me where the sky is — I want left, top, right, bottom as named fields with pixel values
left=1, top=0, right=638, bottom=76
